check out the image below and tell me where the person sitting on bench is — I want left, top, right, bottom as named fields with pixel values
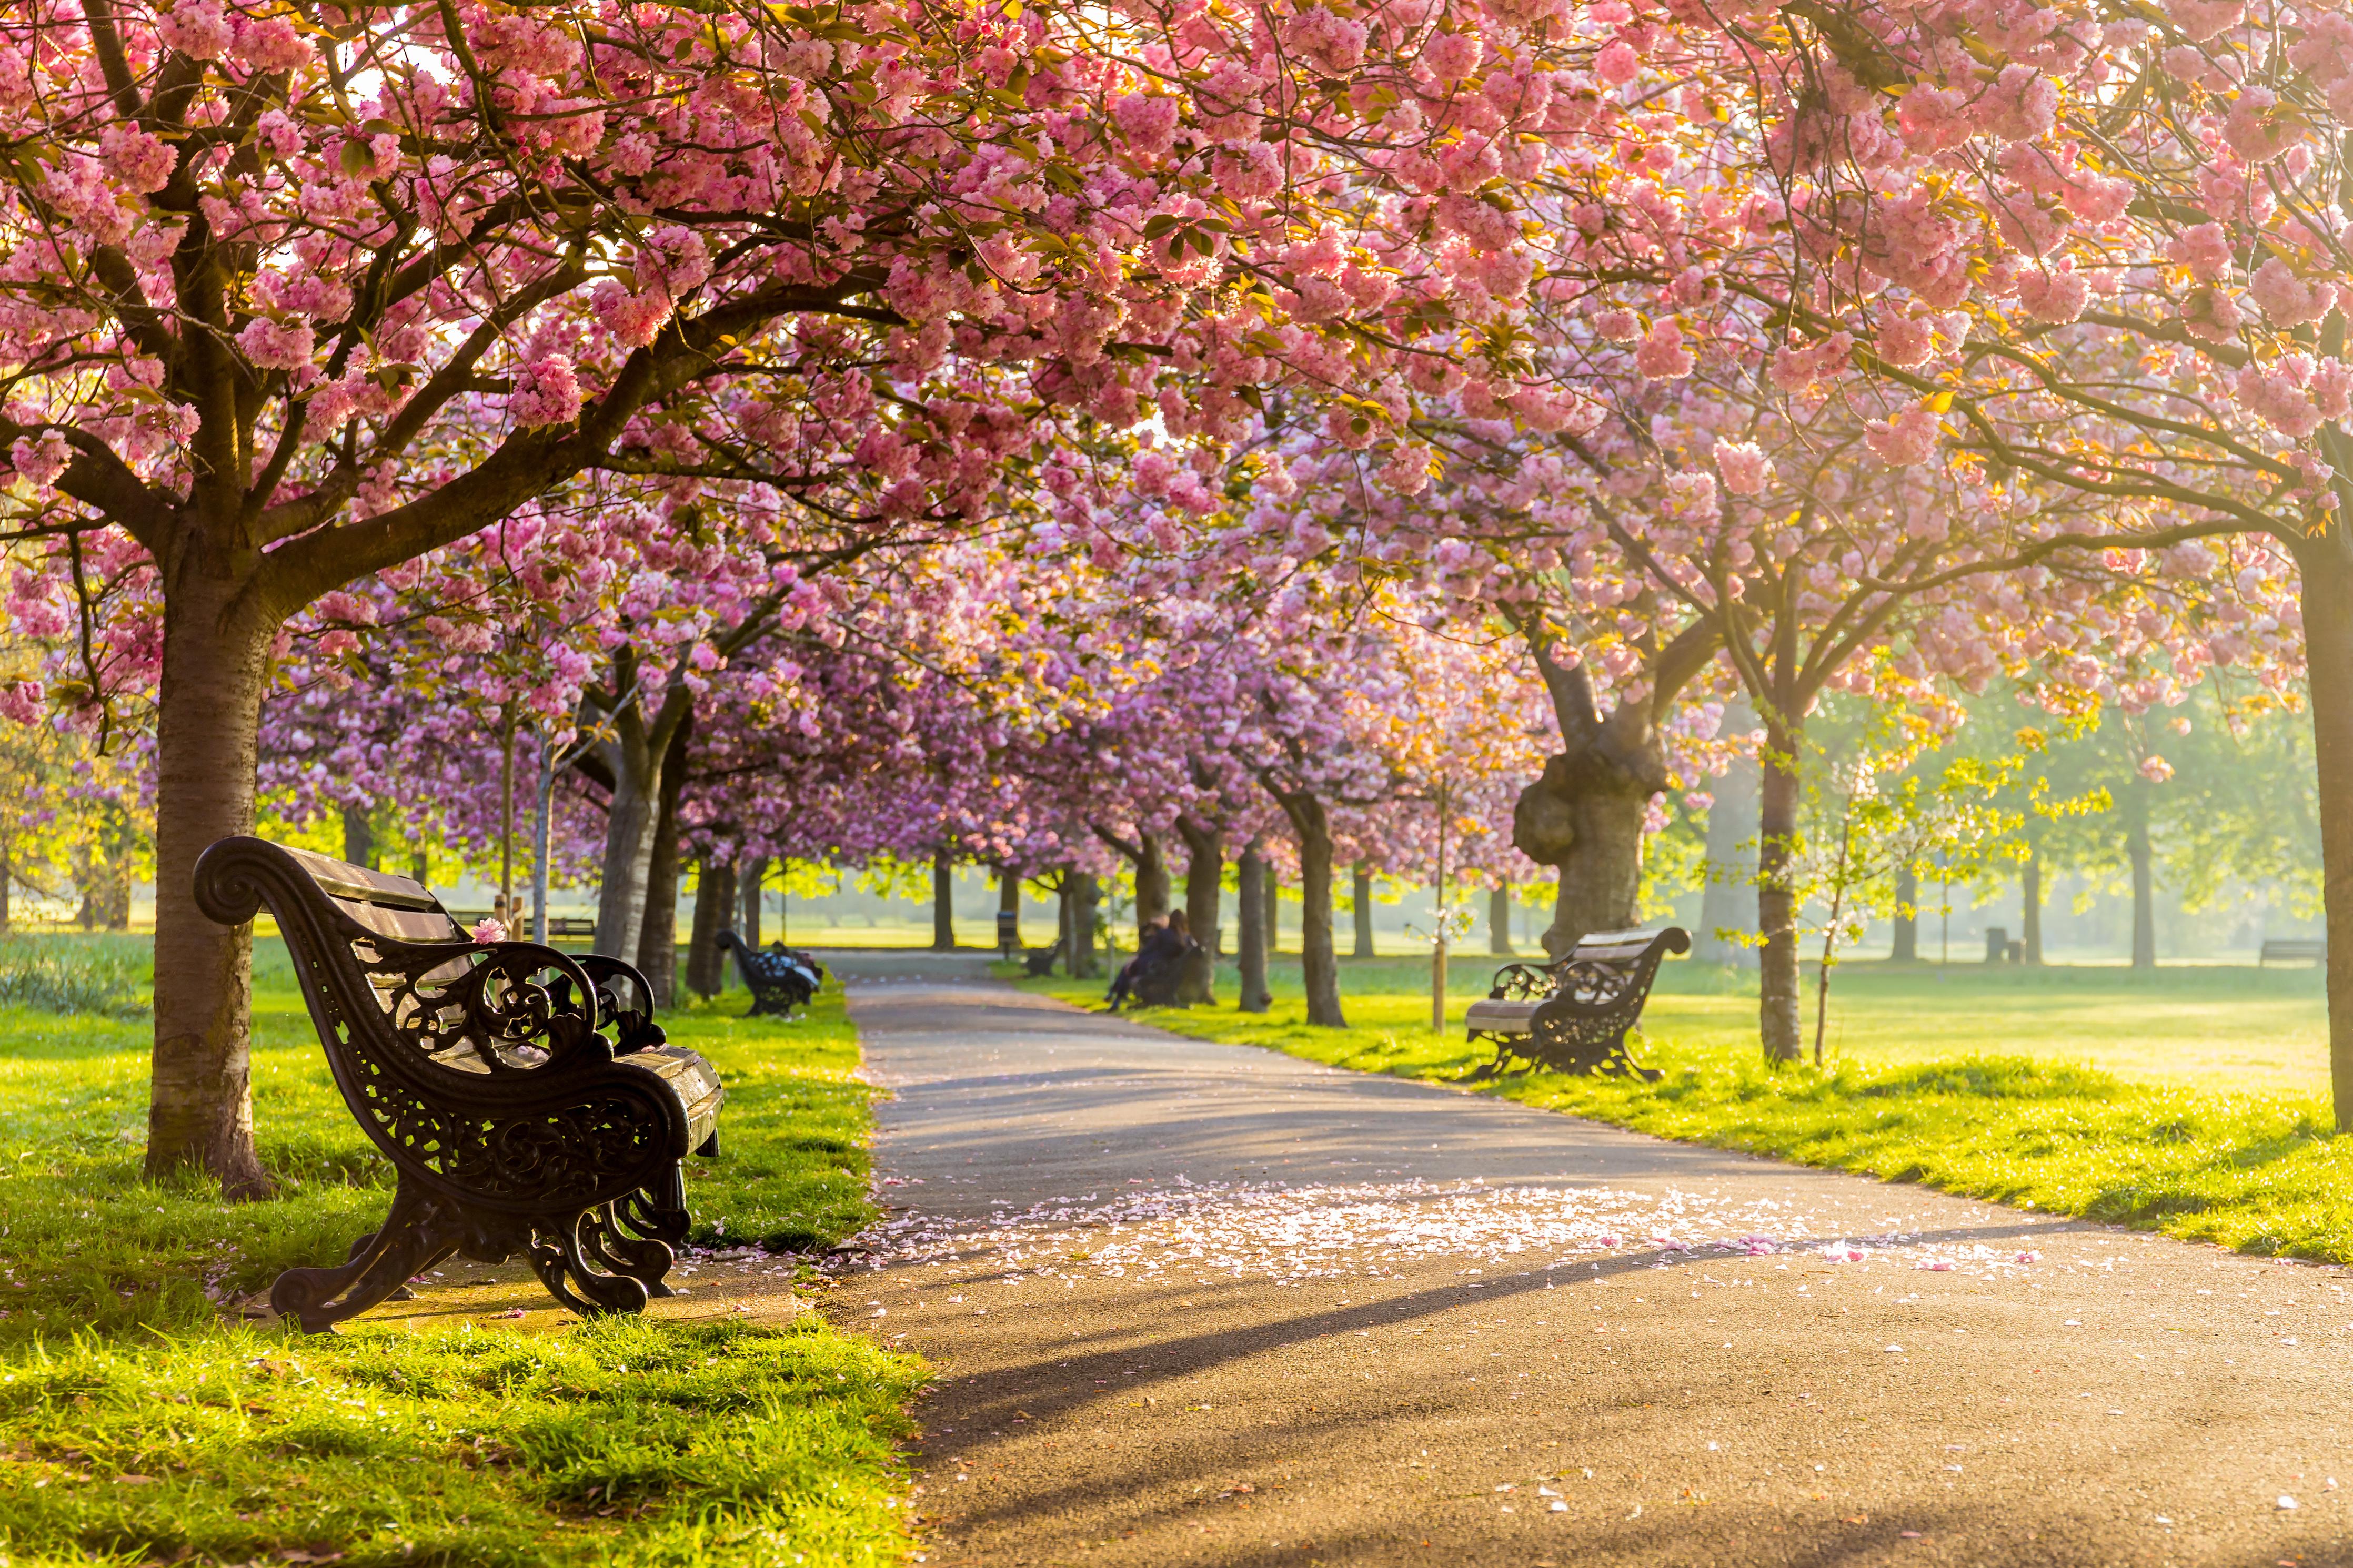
left=1108, top=910, right=1190, bottom=1010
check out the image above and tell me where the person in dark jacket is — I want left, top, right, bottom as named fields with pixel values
left=1108, top=909, right=1190, bottom=1010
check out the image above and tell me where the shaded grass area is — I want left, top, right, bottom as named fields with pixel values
left=0, top=961, right=919, bottom=1566
left=1020, top=957, right=2353, bottom=1267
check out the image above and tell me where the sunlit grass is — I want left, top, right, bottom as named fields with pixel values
left=0, top=950, right=919, bottom=1566
left=1022, top=955, right=2353, bottom=1266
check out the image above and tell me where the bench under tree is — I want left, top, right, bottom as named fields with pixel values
left=2260, top=938, right=2326, bottom=967
left=194, top=836, right=724, bottom=1332
left=714, top=929, right=826, bottom=1015
left=1463, top=926, right=1688, bottom=1081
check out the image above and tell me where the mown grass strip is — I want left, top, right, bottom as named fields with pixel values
left=1019, top=968, right=2353, bottom=1266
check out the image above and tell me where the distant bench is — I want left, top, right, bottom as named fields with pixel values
left=1464, top=927, right=1687, bottom=1081
left=2260, top=938, right=2326, bottom=967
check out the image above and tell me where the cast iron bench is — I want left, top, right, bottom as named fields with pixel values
left=2260, top=938, right=2326, bottom=967
left=1463, top=926, right=1687, bottom=1080
left=715, top=929, right=825, bottom=1015
left=194, top=836, right=723, bottom=1332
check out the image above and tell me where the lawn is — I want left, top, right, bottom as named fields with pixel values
left=0, top=936, right=919, bottom=1568
left=1020, top=953, right=2353, bottom=1266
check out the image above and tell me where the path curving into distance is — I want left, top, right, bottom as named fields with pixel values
left=829, top=955, right=2353, bottom=1567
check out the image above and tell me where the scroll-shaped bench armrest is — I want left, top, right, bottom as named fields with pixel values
left=572, top=954, right=668, bottom=1055
left=1487, top=962, right=1559, bottom=1001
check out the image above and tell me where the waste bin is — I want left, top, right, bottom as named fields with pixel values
left=1984, top=926, right=2009, bottom=964
left=995, top=909, right=1018, bottom=959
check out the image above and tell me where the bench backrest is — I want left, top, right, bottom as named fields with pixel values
left=1570, top=928, right=1689, bottom=967
left=280, top=845, right=466, bottom=945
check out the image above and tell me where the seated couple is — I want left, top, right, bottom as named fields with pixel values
left=1106, top=909, right=1199, bottom=1011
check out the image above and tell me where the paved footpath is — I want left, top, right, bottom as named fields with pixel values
left=827, top=959, right=2353, bottom=1568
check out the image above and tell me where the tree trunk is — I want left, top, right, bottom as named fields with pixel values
left=1071, top=873, right=1102, bottom=978
left=2127, top=781, right=2156, bottom=972
left=1515, top=727, right=1658, bottom=958
left=1693, top=735, right=1759, bottom=965
left=932, top=851, right=956, bottom=951
left=2298, top=540, right=2353, bottom=1127
left=1271, top=788, right=1344, bottom=1027
left=340, top=802, right=377, bottom=869
left=1352, top=862, right=1376, bottom=958
left=740, top=856, right=768, bottom=947
left=1236, top=843, right=1270, bottom=1012
left=1133, top=831, right=1170, bottom=941
left=1262, top=862, right=1281, bottom=957
left=146, top=578, right=275, bottom=1197
left=1892, top=861, right=1919, bottom=963
left=1488, top=883, right=1514, bottom=956
left=635, top=723, right=689, bottom=1007
left=686, top=859, right=733, bottom=998
left=998, top=866, right=1020, bottom=952
left=1756, top=715, right=1804, bottom=1063
left=2022, top=839, right=2044, bottom=967
left=1057, top=874, right=1073, bottom=973
left=592, top=727, right=660, bottom=963
left=1175, top=817, right=1221, bottom=1005
left=1, top=848, right=11, bottom=933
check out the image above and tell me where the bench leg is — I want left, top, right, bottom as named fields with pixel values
left=271, top=1181, right=462, bottom=1333
left=526, top=1210, right=654, bottom=1317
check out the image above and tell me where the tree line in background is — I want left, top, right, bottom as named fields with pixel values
left=0, top=0, right=2349, bottom=1193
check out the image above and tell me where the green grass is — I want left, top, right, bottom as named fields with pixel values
left=0, top=938, right=920, bottom=1567
left=1022, top=954, right=2353, bottom=1267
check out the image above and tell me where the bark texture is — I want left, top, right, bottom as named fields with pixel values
left=1268, top=790, right=1344, bottom=1026
left=1236, top=844, right=1271, bottom=1013
left=686, top=859, right=733, bottom=999
left=635, top=722, right=689, bottom=1007
left=2300, top=542, right=2353, bottom=1128
left=1175, top=816, right=1221, bottom=1005
left=147, top=576, right=275, bottom=1196
left=1352, top=862, right=1376, bottom=958
left=340, top=803, right=377, bottom=869
left=1512, top=633, right=1703, bottom=957
left=589, top=656, right=690, bottom=963
left=740, top=856, right=768, bottom=947
left=1756, top=716, right=1804, bottom=1063
left=932, top=852, right=957, bottom=951
left=1488, top=884, right=1515, bottom=956
left=1070, top=873, right=1102, bottom=978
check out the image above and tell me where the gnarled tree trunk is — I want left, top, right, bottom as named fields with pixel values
left=1510, top=633, right=1703, bottom=958
left=147, top=572, right=275, bottom=1197
left=1236, top=842, right=1271, bottom=1012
